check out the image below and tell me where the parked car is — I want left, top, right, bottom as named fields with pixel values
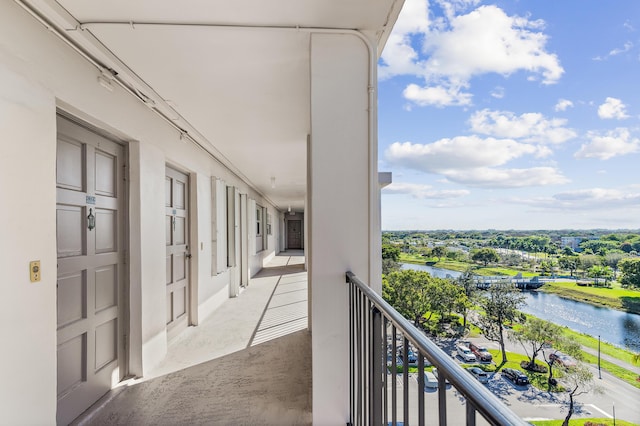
left=502, top=368, right=529, bottom=386
left=423, top=371, right=438, bottom=389
left=432, top=368, right=450, bottom=384
left=467, top=367, right=488, bottom=384
left=549, top=352, right=577, bottom=368
left=468, top=343, right=493, bottom=362
left=456, top=344, right=477, bottom=362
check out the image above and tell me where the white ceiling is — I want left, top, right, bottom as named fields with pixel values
left=30, top=0, right=402, bottom=211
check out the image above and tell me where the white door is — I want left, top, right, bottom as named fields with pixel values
left=56, top=116, right=126, bottom=425
left=165, top=166, right=190, bottom=340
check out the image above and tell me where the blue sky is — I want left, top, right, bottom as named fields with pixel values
left=378, top=0, right=640, bottom=230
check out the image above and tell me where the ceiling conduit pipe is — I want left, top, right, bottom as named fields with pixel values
left=12, top=0, right=393, bottom=262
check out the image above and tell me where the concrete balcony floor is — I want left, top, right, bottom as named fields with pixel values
left=79, top=250, right=311, bottom=425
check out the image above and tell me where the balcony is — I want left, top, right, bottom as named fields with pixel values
left=74, top=255, right=526, bottom=426
left=75, top=251, right=311, bottom=425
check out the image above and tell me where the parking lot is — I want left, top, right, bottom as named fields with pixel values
left=386, top=337, right=640, bottom=424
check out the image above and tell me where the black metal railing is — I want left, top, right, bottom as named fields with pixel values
left=347, top=271, right=528, bottom=426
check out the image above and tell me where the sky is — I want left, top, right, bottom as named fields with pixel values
left=378, top=0, right=640, bottom=230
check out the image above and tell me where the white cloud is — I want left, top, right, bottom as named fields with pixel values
left=403, top=83, right=472, bottom=107
left=609, top=41, right=633, bottom=56
left=469, top=109, right=577, bottom=144
left=379, top=0, right=430, bottom=80
left=598, top=97, right=629, bottom=119
left=490, top=86, right=505, bottom=99
left=421, top=6, right=563, bottom=84
left=383, top=182, right=470, bottom=199
left=443, top=167, right=569, bottom=188
left=510, top=188, right=640, bottom=210
left=434, top=0, right=481, bottom=21
left=384, top=137, right=565, bottom=188
left=554, top=99, right=574, bottom=112
left=385, top=136, right=548, bottom=172
left=380, top=3, right=564, bottom=107
left=574, top=128, right=640, bottom=160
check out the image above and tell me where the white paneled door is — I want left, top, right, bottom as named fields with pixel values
left=165, top=166, right=190, bottom=340
left=56, top=116, right=126, bottom=425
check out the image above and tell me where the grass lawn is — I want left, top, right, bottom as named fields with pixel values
left=487, top=349, right=558, bottom=391
left=562, top=328, right=639, bottom=366
left=530, top=418, right=638, bottom=426
left=541, top=281, right=640, bottom=314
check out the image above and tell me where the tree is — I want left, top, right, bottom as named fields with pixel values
left=424, top=277, right=465, bottom=323
left=455, top=268, right=478, bottom=328
left=558, top=256, right=580, bottom=277
left=510, top=317, right=563, bottom=370
left=541, top=338, right=581, bottom=389
left=431, top=245, right=447, bottom=262
left=560, top=364, right=602, bottom=426
left=619, top=258, right=640, bottom=288
left=382, top=244, right=401, bottom=275
left=382, top=244, right=400, bottom=262
left=579, top=254, right=602, bottom=277
left=477, top=282, right=525, bottom=363
left=382, top=269, right=430, bottom=326
left=471, top=248, right=499, bottom=267
left=603, top=252, right=625, bottom=279
left=587, top=265, right=613, bottom=286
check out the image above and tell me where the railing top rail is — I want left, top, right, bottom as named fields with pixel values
left=346, top=271, right=528, bottom=426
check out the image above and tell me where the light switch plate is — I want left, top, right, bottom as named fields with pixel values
left=30, top=260, right=41, bottom=282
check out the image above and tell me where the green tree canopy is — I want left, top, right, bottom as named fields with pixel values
left=382, top=244, right=400, bottom=262
left=510, top=317, right=563, bottom=370
left=477, top=282, right=526, bottom=363
left=431, top=245, right=447, bottom=261
left=382, top=269, right=431, bottom=325
left=471, top=248, right=499, bottom=267
left=619, top=258, right=640, bottom=288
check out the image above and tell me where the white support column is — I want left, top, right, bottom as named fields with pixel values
left=309, top=32, right=375, bottom=424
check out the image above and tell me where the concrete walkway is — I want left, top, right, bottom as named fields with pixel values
left=77, top=251, right=311, bottom=425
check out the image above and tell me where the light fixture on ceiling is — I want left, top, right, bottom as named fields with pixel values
left=271, top=176, right=276, bottom=188
left=288, top=205, right=291, bottom=212
left=97, top=70, right=114, bottom=92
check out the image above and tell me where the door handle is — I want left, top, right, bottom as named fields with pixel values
left=186, top=253, right=192, bottom=259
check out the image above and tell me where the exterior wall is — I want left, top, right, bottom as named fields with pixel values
left=309, top=33, right=374, bottom=424
left=0, top=60, right=58, bottom=426
left=0, top=2, right=279, bottom=423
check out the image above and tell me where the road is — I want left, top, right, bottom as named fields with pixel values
left=431, top=336, right=640, bottom=424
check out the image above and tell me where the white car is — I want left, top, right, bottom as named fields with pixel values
left=456, top=344, right=477, bottom=362
left=423, top=371, right=438, bottom=389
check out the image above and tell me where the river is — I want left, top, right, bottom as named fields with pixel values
left=401, top=263, right=640, bottom=352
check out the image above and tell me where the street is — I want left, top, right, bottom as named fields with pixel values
left=385, top=337, right=640, bottom=424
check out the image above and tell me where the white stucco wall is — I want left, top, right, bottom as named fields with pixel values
left=0, top=1, right=280, bottom=422
left=310, top=33, right=373, bottom=425
left=0, top=62, right=58, bottom=426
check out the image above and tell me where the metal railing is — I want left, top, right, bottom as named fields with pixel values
left=346, top=271, right=528, bottom=426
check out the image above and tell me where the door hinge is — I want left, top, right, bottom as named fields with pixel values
left=122, top=164, right=127, bottom=182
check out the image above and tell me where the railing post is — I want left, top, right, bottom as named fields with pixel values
left=466, top=401, right=476, bottom=426
left=370, top=306, right=383, bottom=426
left=438, top=374, right=447, bottom=426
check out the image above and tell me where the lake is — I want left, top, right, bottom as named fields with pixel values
left=401, top=263, right=640, bottom=351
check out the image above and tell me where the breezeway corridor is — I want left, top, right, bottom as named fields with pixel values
left=75, top=251, right=311, bottom=425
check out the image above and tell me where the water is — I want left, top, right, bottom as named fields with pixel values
left=402, top=263, right=463, bottom=279
left=401, top=263, right=640, bottom=351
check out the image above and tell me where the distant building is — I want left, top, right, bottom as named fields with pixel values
left=561, top=237, right=583, bottom=252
